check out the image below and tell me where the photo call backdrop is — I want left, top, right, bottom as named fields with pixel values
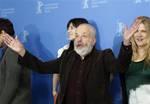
left=0, top=0, right=150, bottom=104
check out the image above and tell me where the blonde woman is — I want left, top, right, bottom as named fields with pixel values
left=118, top=16, right=150, bottom=104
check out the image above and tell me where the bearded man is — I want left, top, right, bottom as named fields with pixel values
left=3, top=23, right=116, bottom=104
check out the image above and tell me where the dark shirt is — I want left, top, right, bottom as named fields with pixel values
left=65, top=53, right=91, bottom=104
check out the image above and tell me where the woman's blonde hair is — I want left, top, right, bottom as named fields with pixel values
left=131, top=16, right=150, bottom=67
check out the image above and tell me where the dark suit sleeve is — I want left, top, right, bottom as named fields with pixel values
left=103, top=49, right=116, bottom=74
left=0, top=49, right=22, bottom=104
left=118, top=43, right=132, bottom=73
left=102, top=49, right=116, bottom=83
left=18, top=50, right=62, bottom=74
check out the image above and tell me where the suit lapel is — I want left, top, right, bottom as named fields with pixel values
left=59, top=51, right=76, bottom=103
left=63, top=52, right=76, bottom=92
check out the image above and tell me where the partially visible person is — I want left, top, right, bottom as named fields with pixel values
left=53, top=18, right=88, bottom=104
left=0, top=18, right=31, bottom=104
left=3, top=23, right=116, bottom=104
left=118, top=16, right=150, bottom=104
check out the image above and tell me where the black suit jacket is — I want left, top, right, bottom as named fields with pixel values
left=118, top=43, right=132, bottom=104
left=19, top=47, right=116, bottom=104
left=0, top=48, right=31, bottom=104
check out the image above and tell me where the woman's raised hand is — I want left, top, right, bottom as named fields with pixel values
left=123, top=18, right=142, bottom=46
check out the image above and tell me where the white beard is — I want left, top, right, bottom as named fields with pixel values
left=75, top=43, right=93, bottom=58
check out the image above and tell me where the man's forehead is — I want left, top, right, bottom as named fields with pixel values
left=77, top=24, right=89, bottom=29
left=76, top=25, right=89, bottom=33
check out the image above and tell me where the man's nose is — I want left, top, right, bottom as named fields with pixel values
left=75, top=38, right=81, bottom=45
left=77, top=36, right=82, bottom=42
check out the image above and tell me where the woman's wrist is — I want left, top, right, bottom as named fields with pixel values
left=123, top=40, right=131, bottom=46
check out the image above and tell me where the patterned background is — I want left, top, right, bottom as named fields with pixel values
left=0, top=0, right=150, bottom=104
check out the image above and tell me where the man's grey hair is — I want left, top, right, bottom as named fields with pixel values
left=79, top=23, right=96, bottom=38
